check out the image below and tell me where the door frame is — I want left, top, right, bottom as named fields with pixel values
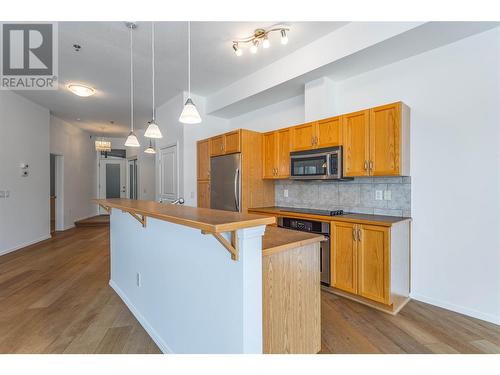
left=126, top=157, right=139, bottom=200
left=157, top=142, right=180, bottom=203
left=52, top=154, right=65, bottom=231
left=98, top=157, right=126, bottom=213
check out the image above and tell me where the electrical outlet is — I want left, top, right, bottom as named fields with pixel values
left=190, top=191, right=194, bottom=199
left=384, top=190, right=392, bottom=201
left=375, top=190, right=383, bottom=200
left=284, top=189, right=289, bottom=198
left=136, top=272, right=141, bottom=287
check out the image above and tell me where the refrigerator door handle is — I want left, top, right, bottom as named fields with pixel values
left=234, top=168, right=240, bottom=212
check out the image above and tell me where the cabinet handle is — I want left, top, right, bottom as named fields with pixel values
left=352, top=228, right=356, bottom=241
left=311, top=137, right=315, bottom=146
left=364, top=160, right=368, bottom=171
left=369, top=160, right=373, bottom=171
left=357, top=228, right=361, bottom=241
left=315, top=136, right=318, bottom=145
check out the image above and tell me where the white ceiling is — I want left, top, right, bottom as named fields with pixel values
left=16, top=21, right=346, bottom=136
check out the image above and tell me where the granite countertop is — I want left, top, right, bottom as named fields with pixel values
left=249, top=206, right=411, bottom=227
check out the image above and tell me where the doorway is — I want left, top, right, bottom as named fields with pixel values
left=159, top=144, right=179, bottom=203
left=98, top=158, right=126, bottom=214
left=127, top=158, right=138, bottom=200
left=50, top=154, right=64, bottom=233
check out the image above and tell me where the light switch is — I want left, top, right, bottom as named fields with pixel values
left=5, top=190, right=9, bottom=198
left=284, top=189, right=289, bottom=198
left=375, top=190, right=383, bottom=200
left=384, top=190, right=392, bottom=201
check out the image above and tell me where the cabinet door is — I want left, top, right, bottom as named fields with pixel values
left=210, top=135, right=225, bottom=157
left=317, top=116, right=342, bottom=148
left=276, top=129, right=290, bottom=178
left=263, top=132, right=277, bottom=179
left=224, top=130, right=241, bottom=154
left=197, top=180, right=210, bottom=208
left=342, top=110, right=370, bottom=177
left=290, top=122, right=316, bottom=151
left=369, top=102, right=401, bottom=176
left=331, top=222, right=358, bottom=294
left=358, top=225, right=389, bottom=304
left=197, top=139, right=210, bottom=180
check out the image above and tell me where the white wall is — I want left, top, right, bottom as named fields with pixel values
left=332, top=28, right=500, bottom=324
left=0, top=92, right=50, bottom=255
left=50, top=116, right=98, bottom=229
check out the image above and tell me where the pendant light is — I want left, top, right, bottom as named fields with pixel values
left=124, top=23, right=140, bottom=147
left=144, top=22, right=163, bottom=138
left=144, top=139, right=156, bottom=154
left=179, top=21, right=202, bottom=124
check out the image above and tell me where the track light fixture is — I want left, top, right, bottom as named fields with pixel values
left=232, top=26, right=290, bottom=56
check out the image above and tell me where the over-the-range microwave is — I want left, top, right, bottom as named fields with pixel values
left=290, top=146, right=351, bottom=180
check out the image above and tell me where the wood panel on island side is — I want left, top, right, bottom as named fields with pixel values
left=0, top=226, right=499, bottom=354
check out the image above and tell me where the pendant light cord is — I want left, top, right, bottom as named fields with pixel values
left=130, top=26, right=134, bottom=133
left=152, top=22, right=156, bottom=120
left=188, top=21, right=191, bottom=97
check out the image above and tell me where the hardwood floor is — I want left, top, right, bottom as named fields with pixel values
left=0, top=226, right=499, bottom=354
left=74, top=215, right=110, bottom=227
left=0, top=227, right=159, bottom=354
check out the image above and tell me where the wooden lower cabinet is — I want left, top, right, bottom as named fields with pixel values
left=330, top=220, right=410, bottom=312
left=331, top=222, right=358, bottom=294
left=197, top=180, right=210, bottom=208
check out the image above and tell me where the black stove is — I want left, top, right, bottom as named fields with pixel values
left=278, top=207, right=348, bottom=216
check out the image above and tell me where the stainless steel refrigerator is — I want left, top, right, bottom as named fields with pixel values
left=210, top=153, right=241, bottom=212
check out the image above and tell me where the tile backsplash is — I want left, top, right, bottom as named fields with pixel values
left=275, top=177, right=411, bottom=217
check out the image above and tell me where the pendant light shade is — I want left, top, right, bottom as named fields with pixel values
left=179, top=98, right=201, bottom=124
left=145, top=22, right=163, bottom=139
left=125, top=22, right=140, bottom=147
left=144, top=139, right=156, bottom=154
left=125, top=131, right=140, bottom=147
left=179, top=21, right=202, bottom=124
left=144, top=119, right=163, bottom=138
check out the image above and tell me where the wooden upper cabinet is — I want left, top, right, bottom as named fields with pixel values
left=262, top=128, right=291, bottom=179
left=369, top=102, right=402, bottom=176
left=276, top=129, right=290, bottom=178
left=342, top=110, right=370, bottom=177
left=197, top=139, right=210, bottom=181
left=197, top=180, right=210, bottom=208
left=210, top=135, right=225, bottom=157
left=317, top=116, right=342, bottom=148
left=331, top=222, right=358, bottom=295
left=224, top=130, right=241, bottom=154
left=263, top=131, right=277, bottom=179
left=210, top=130, right=241, bottom=157
left=358, top=225, right=389, bottom=304
left=290, top=122, right=316, bottom=151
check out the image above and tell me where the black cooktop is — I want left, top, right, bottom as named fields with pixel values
left=277, top=207, right=349, bottom=216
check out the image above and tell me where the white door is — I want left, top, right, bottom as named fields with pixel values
left=99, top=159, right=126, bottom=213
left=159, top=144, right=178, bottom=203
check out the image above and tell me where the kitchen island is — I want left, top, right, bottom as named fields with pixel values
left=93, top=199, right=323, bottom=354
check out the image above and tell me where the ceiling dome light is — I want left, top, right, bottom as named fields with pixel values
left=233, top=43, right=243, bottom=56
left=262, top=36, right=270, bottom=49
left=125, top=131, right=140, bottom=147
left=250, top=39, right=259, bottom=54
left=67, top=83, right=95, bottom=97
left=280, top=29, right=288, bottom=45
left=179, top=98, right=201, bottom=124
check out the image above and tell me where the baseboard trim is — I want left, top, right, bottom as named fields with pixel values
left=0, top=234, right=52, bottom=257
left=411, top=292, right=500, bottom=326
left=109, top=279, right=172, bottom=354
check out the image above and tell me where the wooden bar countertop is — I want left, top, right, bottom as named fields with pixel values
left=249, top=206, right=411, bottom=227
left=93, top=199, right=275, bottom=233
left=261, top=226, right=324, bottom=257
